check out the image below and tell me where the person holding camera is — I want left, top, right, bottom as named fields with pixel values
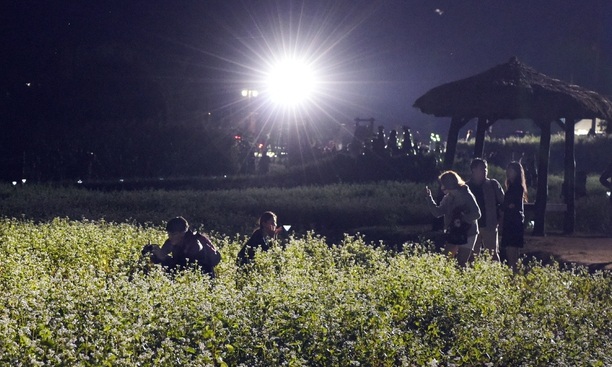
left=425, top=170, right=481, bottom=266
left=237, top=211, right=282, bottom=266
left=144, top=216, right=221, bottom=277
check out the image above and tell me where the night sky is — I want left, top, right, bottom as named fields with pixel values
left=3, top=0, right=611, bottom=135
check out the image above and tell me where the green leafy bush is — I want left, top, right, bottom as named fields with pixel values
left=0, top=181, right=430, bottom=236
left=0, top=218, right=610, bottom=366
left=2, top=176, right=610, bottom=235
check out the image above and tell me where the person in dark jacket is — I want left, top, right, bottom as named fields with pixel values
left=425, top=170, right=481, bottom=266
left=500, top=162, right=528, bottom=272
left=600, top=160, right=612, bottom=236
left=237, top=211, right=281, bottom=266
left=148, top=216, right=221, bottom=277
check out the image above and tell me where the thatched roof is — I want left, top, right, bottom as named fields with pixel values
left=413, top=57, right=612, bottom=121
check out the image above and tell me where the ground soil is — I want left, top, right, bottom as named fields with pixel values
left=350, top=225, right=612, bottom=272
left=522, top=233, right=612, bottom=272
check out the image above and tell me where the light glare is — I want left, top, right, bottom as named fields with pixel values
left=266, top=59, right=315, bottom=105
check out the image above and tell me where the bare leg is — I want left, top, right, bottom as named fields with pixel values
left=456, top=235, right=478, bottom=267
left=471, top=232, right=483, bottom=260
left=483, top=228, right=500, bottom=261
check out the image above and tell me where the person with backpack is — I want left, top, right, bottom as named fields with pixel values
left=467, top=158, right=505, bottom=261
left=425, top=170, right=481, bottom=266
left=147, top=216, right=221, bottom=278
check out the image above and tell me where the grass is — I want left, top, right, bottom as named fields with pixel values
left=0, top=181, right=429, bottom=238
left=1, top=173, right=610, bottom=238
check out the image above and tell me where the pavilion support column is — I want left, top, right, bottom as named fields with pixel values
left=533, top=119, right=551, bottom=236
left=563, top=118, right=576, bottom=234
left=443, top=117, right=464, bottom=170
left=473, top=117, right=487, bottom=158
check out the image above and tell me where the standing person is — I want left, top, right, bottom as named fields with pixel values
left=599, top=160, right=612, bottom=235
left=500, top=162, right=528, bottom=272
left=149, top=216, right=221, bottom=278
left=425, top=171, right=481, bottom=266
left=237, top=211, right=282, bottom=266
left=467, top=158, right=505, bottom=261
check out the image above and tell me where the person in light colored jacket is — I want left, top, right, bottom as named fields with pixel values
left=426, top=170, right=481, bottom=266
left=467, top=158, right=504, bottom=261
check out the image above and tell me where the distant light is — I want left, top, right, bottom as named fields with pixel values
left=241, top=89, right=258, bottom=98
left=119, top=179, right=124, bottom=182
left=435, top=8, right=444, bottom=15
left=25, top=82, right=31, bottom=87
left=21, top=179, right=26, bottom=184
left=12, top=181, right=17, bottom=186
left=266, top=59, right=316, bottom=105
left=159, top=177, right=165, bottom=181
left=77, top=179, right=83, bottom=184
left=223, top=175, right=227, bottom=178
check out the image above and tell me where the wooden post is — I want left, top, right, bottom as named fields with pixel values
left=443, top=117, right=460, bottom=170
left=443, top=117, right=470, bottom=170
left=473, top=117, right=487, bottom=158
left=563, top=118, right=576, bottom=234
left=533, top=119, right=551, bottom=236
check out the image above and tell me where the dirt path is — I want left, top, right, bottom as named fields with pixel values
left=523, top=234, right=612, bottom=271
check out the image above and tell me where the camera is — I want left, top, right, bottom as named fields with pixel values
left=141, top=244, right=154, bottom=256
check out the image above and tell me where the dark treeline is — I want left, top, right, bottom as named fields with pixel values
left=1, top=120, right=242, bottom=182
left=0, top=1, right=244, bottom=181
left=72, top=151, right=440, bottom=191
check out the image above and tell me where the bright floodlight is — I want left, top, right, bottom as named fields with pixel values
left=266, top=59, right=315, bottom=105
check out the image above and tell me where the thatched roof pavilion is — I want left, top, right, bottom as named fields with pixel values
left=414, top=57, right=612, bottom=235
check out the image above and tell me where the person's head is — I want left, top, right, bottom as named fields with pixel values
left=506, top=161, right=528, bottom=202
left=470, top=158, right=488, bottom=183
left=166, top=216, right=189, bottom=245
left=259, top=211, right=278, bottom=237
left=438, top=170, right=465, bottom=194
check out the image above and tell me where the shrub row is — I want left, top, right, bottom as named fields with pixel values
left=1, top=176, right=610, bottom=236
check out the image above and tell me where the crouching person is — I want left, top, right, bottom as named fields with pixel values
left=146, top=216, right=221, bottom=278
left=237, top=211, right=282, bottom=266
